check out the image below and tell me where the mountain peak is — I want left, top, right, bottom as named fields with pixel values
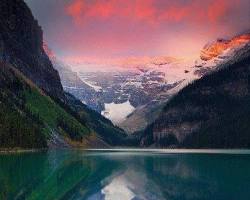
left=0, top=0, right=64, bottom=99
left=200, top=33, right=250, bottom=61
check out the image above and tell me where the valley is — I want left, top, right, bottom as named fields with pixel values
left=54, top=32, right=250, bottom=134
left=0, top=0, right=250, bottom=149
left=1, top=1, right=250, bottom=199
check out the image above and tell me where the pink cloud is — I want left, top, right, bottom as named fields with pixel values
left=65, top=0, right=238, bottom=25
left=66, top=0, right=85, bottom=24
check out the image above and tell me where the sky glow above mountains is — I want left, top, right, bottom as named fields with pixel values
left=25, top=0, right=250, bottom=70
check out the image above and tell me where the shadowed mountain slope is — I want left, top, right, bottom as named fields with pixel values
left=140, top=43, right=250, bottom=148
left=0, top=0, right=126, bottom=149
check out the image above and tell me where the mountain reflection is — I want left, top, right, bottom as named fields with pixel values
left=0, top=151, right=250, bottom=200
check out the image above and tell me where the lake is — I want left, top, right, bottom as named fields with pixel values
left=0, top=149, right=250, bottom=200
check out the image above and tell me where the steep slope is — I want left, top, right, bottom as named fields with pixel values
left=140, top=43, right=250, bottom=148
left=0, top=0, right=64, bottom=99
left=43, top=44, right=87, bottom=89
left=64, top=93, right=127, bottom=145
left=43, top=44, right=103, bottom=112
left=0, top=0, right=126, bottom=149
left=0, top=62, right=47, bottom=148
left=43, top=44, right=126, bottom=144
left=0, top=62, right=108, bottom=148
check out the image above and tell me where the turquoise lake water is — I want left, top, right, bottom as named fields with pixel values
left=0, top=149, right=250, bottom=200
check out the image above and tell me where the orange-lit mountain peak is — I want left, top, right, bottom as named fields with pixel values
left=230, top=33, right=250, bottom=46
left=200, top=32, right=250, bottom=61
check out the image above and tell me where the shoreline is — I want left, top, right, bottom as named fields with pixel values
left=0, top=148, right=47, bottom=154
left=83, top=148, right=250, bottom=154
left=1, top=148, right=250, bottom=155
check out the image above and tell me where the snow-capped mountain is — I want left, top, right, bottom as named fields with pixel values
left=45, top=32, right=250, bottom=134
left=140, top=41, right=250, bottom=148
left=200, top=33, right=250, bottom=61
left=110, top=32, right=250, bottom=133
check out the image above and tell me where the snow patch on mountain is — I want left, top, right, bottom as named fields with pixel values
left=124, top=81, right=143, bottom=88
left=101, top=101, right=135, bottom=125
left=78, top=76, right=102, bottom=92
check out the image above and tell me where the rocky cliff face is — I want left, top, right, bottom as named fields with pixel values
left=43, top=44, right=95, bottom=94
left=0, top=0, right=127, bottom=149
left=0, top=0, right=64, bottom=99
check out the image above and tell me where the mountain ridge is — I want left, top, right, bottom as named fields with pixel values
left=139, top=42, right=250, bottom=148
left=0, top=0, right=126, bottom=149
left=0, top=0, right=64, bottom=100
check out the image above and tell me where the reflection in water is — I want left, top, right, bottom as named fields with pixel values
left=0, top=151, right=250, bottom=200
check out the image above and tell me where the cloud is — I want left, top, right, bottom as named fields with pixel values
left=65, top=0, right=85, bottom=24
left=65, top=0, right=239, bottom=26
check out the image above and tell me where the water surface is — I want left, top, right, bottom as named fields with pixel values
left=0, top=150, right=250, bottom=200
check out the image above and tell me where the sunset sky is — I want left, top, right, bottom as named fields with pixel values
left=25, top=0, right=250, bottom=70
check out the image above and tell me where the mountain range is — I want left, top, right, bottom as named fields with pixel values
left=0, top=0, right=250, bottom=149
left=0, top=0, right=125, bottom=149
left=139, top=41, right=250, bottom=148
left=53, top=33, right=250, bottom=135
